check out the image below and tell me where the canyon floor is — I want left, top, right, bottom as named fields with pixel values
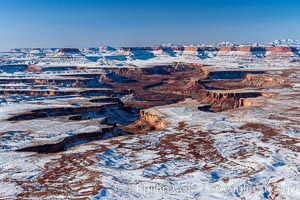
left=0, top=47, right=299, bottom=199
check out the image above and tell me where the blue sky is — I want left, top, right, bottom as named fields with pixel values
left=0, top=0, right=299, bottom=50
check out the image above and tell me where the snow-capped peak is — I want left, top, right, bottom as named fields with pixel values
left=270, top=39, right=300, bottom=46
left=217, top=41, right=234, bottom=47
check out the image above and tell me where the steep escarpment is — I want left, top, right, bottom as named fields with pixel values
left=201, top=90, right=264, bottom=111
left=109, top=64, right=198, bottom=77
left=243, top=74, right=285, bottom=87
left=26, top=65, right=43, bottom=72
left=139, top=109, right=167, bottom=131
left=153, top=78, right=206, bottom=95
left=121, top=108, right=167, bottom=134
left=102, top=63, right=207, bottom=110
left=217, top=46, right=300, bottom=59
left=120, top=45, right=300, bottom=60
left=16, top=127, right=113, bottom=153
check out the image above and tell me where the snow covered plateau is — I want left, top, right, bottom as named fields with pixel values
left=0, top=43, right=299, bottom=199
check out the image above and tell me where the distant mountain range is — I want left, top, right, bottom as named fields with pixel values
left=216, top=39, right=300, bottom=47
left=270, top=39, right=300, bottom=46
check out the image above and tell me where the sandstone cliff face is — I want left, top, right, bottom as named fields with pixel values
left=110, top=64, right=196, bottom=77
left=243, top=74, right=285, bottom=87
left=201, top=90, right=263, bottom=111
left=163, top=79, right=205, bottom=95
left=184, top=46, right=198, bottom=52
left=26, top=65, right=42, bottom=73
left=239, top=98, right=265, bottom=107
left=121, top=108, right=168, bottom=134
left=217, top=46, right=298, bottom=59
left=140, top=109, right=167, bottom=131
left=266, top=46, right=292, bottom=53
left=217, top=47, right=253, bottom=58
left=219, top=47, right=251, bottom=52
left=110, top=45, right=300, bottom=59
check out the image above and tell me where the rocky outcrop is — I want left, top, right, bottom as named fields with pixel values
left=139, top=109, right=167, bottom=131
left=164, top=78, right=206, bottom=95
left=171, top=46, right=185, bottom=51
left=219, top=47, right=248, bottom=52
left=243, top=74, right=285, bottom=87
left=116, top=45, right=300, bottom=60
left=205, top=90, right=263, bottom=100
left=201, top=90, right=263, bottom=111
left=239, top=98, right=265, bottom=107
left=266, top=46, right=292, bottom=53
left=184, top=46, right=198, bottom=52
left=217, top=46, right=299, bottom=59
left=185, top=78, right=206, bottom=89
left=110, top=64, right=195, bottom=77
left=26, top=65, right=42, bottom=72
left=121, top=107, right=168, bottom=134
